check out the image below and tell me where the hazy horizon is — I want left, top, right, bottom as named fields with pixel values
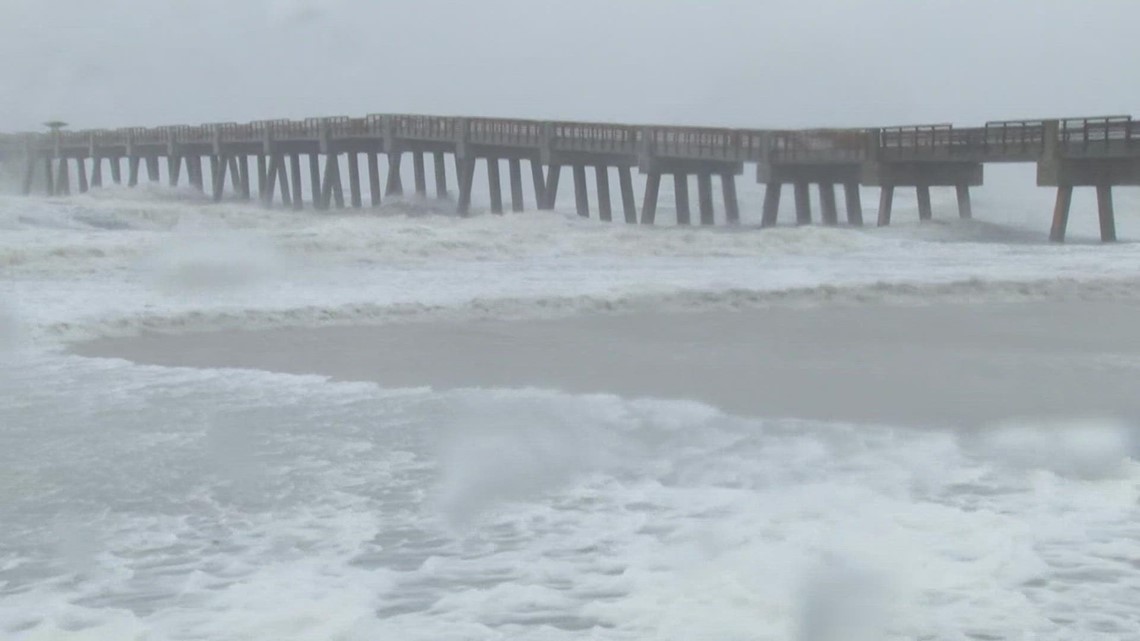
left=3, top=0, right=1139, bottom=131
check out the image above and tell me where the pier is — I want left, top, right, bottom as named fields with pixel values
left=2, top=113, right=1137, bottom=241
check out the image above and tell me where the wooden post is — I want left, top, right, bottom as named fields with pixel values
left=76, top=158, right=89, bottom=193
left=761, top=183, right=782, bottom=227
left=843, top=183, right=864, bottom=226
left=917, top=184, right=933, bottom=221
left=413, top=151, right=427, bottom=196
left=618, top=166, right=637, bottom=224
left=674, top=173, right=691, bottom=225
left=641, top=170, right=661, bottom=224
left=595, top=165, right=612, bottom=222
left=573, top=164, right=589, bottom=217
left=347, top=152, right=363, bottom=208
left=956, top=184, right=973, bottom=219
left=793, top=181, right=811, bottom=225
left=877, top=185, right=895, bottom=226
left=110, top=157, right=122, bottom=185
left=434, top=152, right=448, bottom=199
left=509, top=158, right=525, bottom=212
left=543, top=164, right=562, bottom=209
left=1097, top=184, right=1117, bottom=242
left=722, top=174, right=740, bottom=225
left=819, top=183, right=838, bottom=225
left=488, top=157, right=504, bottom=214
left=1049, top=185, right=1073, bottom=243
left=385, top=152, right=403, bottom=196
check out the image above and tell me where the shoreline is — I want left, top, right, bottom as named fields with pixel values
left=72, top=299, right=1140, bottom=428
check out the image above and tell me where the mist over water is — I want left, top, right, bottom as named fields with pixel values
left=1, top=182, right=1140, bottom=639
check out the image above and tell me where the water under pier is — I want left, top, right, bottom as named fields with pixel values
left=3, top=114, right=1138, bottom=242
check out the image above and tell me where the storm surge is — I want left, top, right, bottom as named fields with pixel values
left=3, top=188, right=1140, bottom=640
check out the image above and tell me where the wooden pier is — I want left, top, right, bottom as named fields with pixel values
left=2, top=113, right=1138, bottom=241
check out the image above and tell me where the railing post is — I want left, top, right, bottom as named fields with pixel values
left=1042, top=120, right=1060, bottom=159
left=539, top=121, right=554, bottom=165
left=864, top=128, right=881, bottom=161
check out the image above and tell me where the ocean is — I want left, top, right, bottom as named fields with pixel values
left=2, top=166, right=1140, bottom=640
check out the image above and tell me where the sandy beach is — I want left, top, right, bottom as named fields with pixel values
left=75, top=299, right=1140, bottom=428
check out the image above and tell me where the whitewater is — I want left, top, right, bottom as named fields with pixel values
left=3, top=168, right=1140, bottom=640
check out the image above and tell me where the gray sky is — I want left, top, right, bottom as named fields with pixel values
left=2, top=0, right=1137, bottom=132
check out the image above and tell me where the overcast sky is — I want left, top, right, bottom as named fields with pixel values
left=2, top=0, right=1137, bottom=131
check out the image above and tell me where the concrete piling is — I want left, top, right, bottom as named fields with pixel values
left=385, top=153, right=403, bottom=196
left=722, top=174, right=740, bottom=225
left=595, top=166, right=612, bottom=222
left=843, top=183, right=863, bottom=226
left=366, top=153, right=382, bottom=207
left=956, top=184, right=973, bottom=219
left=674, top=174, right=691, bottom=225
left=641, top=171, right=661, bottom=224
left=276, top=156, right=291, bottom=207
left=819, top=183, right=838, bottom=226
left=43, top=157, right=54, bottom=195
left=76, top=158, right=88, bottom=193
left=169, top=156, right=182, bottom=186
left=488, top=157, right=504, bottom=214
left=877, top=185, right=895, bottom=226
left=128, top=156, right=140, bottom=188
left=619, top=166, right=637, bottom=224
left=1049, top=186, right=1073, bottom=243
left=56, top=158, right=70, bottom=195
left=347, top=152, right=363, bottom=208
left=573, top=164, right=589, bottom=218
left=435, top=152, right=449, bottom=199
left=91, top=157, right=103, bottom=188
left=413, top=152, right=427, bottom=197
left=531, top=158, right=545, bottom=209
left=146, top=156, right=160, bottom=183
left=916, top=184, right=933, bottom=221
left=509, top=158, right=524, bottom=212
left=793, top=181, right=811, bottom=225
left=761, top=183, right=781, bottom=227
left=290, top=154, right=303, bottom=209
left=456, top=156, right=476, bottom=215
left=697, top=173, right=714, bottom=225
left=308, top=154, right=321, bottom=209
left=1096, top=184, right=1116, bottom=242
left=543, top=164, right=562, bottom=209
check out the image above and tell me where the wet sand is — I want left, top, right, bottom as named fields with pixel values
left=74, top=300, right=1140, bottom=427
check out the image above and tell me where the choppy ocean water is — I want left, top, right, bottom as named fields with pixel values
left=2, top=175, right=1140, bottom=640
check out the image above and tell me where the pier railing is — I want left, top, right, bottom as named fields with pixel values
left=4, top=113, right=1139, bottom=164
